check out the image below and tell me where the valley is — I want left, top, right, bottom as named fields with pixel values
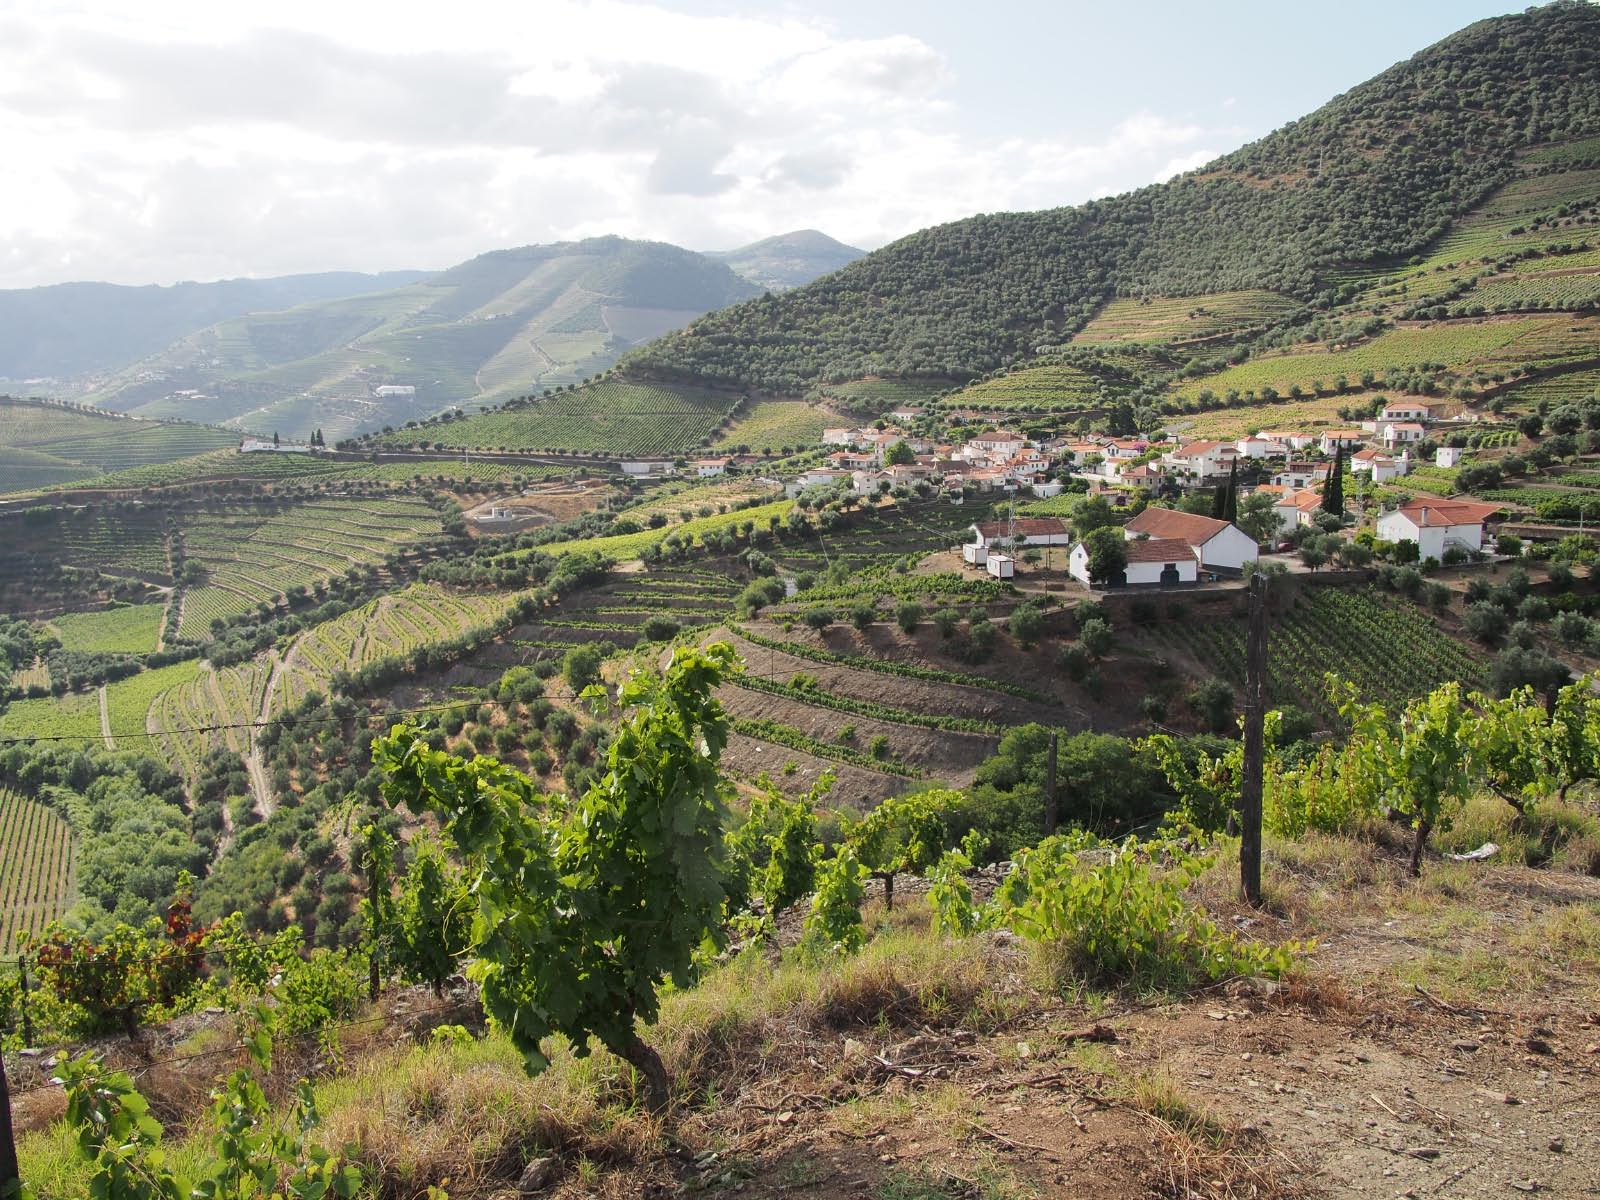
left=3, top=6, right=1600, bottom=1199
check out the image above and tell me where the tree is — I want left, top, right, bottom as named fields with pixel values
left=562, top=643, right=605, bottom=694
left=883, top=440, right=916, bottom=466
left=1079, top=617, right=1114, bottom=659
left=375, top=644, right=739, bottom=1113
left=1009, top=602, right=1044, bottom=649
left=1322, top=447, right=1344, bottom=515
left=1236, top=491, right=1281, bottom=546
left=1073, top=495, right=1115, bottom=535
left=896, top=600, right=924, bottom=634
left=1298, top=537, right=1330, bottom=572
left=1083, top=526, right=1128, bottom=584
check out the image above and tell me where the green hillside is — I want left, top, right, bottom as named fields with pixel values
left=0, top=396, right=242, bottom=491
left=78, top=237, right=764, bottom=443
left=707, top=229, right=865, bottom=291
left=624, top=2, right=1600, bottom=393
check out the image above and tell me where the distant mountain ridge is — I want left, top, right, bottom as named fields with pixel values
left=708, top=230, right=864, bottom=291
left=72, top=236, right=771, bottom=441
left=36, top=231, right=855, bottom=442
left=0, top=271, right=426, bottom=381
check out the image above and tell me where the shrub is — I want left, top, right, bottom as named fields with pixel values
left=1080, top=617, right=1114, bottom=659
left=803, top=607, right=836, bottom=631
left=1187, top=678, right=1235, bottom=734
left=933, top=607, right=961, bottom=638
left=895, top=600, right=924, bottom=634
left=1009, top=602, right=1044, bottom=649
left=1464, top=601, right=1510, bottom=644
left=851, top=603, right=877, bottom=631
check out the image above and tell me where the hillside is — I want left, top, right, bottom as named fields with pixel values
left=708, top=229, right=865, bottom=291
left=0, top=270, right=423, bottom=381
left=77, top=237, right=765, bottom=443
left=0, top=397, right=243, bottom=491
left=624, top=2, right=1600, bottom=393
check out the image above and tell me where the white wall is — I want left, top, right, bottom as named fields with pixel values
left=1125, top=557, right=1198, bottom=585
left=1198, top=525, right=1259, bottom=570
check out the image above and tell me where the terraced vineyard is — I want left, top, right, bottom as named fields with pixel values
left=719, top=400, right=835, bottom=452
left=0, top=786, right=75, bottom=954
left=944, top=364, right=1103, bottom=411
left=103, top=659, right=206, bottom=749
left=1144, top=587, right=1485, bottom=721
left=0, top=689, right=101, bottom=745
left=46, top=604, right=164, bottom=655
left=275, top=583, right=521, bottom=708
left=1074, top=291, right=1302, bottom=345
left=379, top=380, right=741, bottom=456
left=177, top=497, right=445, bottom=638
left=1498, top=366, right=1600, bottom=414
left=0, top=446, right=97, bottom=490
left=48, top=448, right=573, bottom=492
left=150, top=655, right=280, bottom=779
left=615, top=480, right=781, bottom=525
left=0, top=398, right=240, bottom=484
left=507, top=499, right=793, bottom=562
left=815, top=379, right=957, bottom=412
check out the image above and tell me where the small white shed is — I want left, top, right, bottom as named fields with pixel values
left=986, top=554, right=1014, bottom=579
left=963, top=543, right=988, bottom=566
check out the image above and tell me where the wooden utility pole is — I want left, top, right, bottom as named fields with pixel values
left=1239, top=572, right=1269, bottom=907
left=1044, top=730, right=1060, bottom=836
left=0, top=1049, right=20, bottom=1200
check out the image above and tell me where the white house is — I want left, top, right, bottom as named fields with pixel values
left=1261, top=430, right=1316, bottom=452
left=1351, top=447, right=1410, bottom=483
left=1123, top=507, right=1258, bottom=572
left=968, top=430, right=1027, bottom=458
left=1235, top=435, right=1290, bottom=460
left=822, top=427, right=858, bottom=446
left=970, top=517, right=1073, bottom=550
left=1380, top=402, right=1433, bottom=422
left=374, top=384, right=416, bottom=397
left=621, top=460, right=673, bottom=477
left=1318, top=430, right=1367, bottom=454
left=889, top=406, right=925, bottom=422
left=1380, top=421, right=1426, bottom=449
left=1269, top=488, right=1325, bottom=533
left=1377, top=499, right=1501, bottom=562
left=1436, top=446, right=1465, bottom=468
left=1274, top=462, right=1331, bottom=490
left=239, top=438, right=311, bottom=454
left=1163, top=440, right=1239, bottom=481
left=796, top=467, right=853, bottom=489
left=1069, top=536, right=1198, bottom=587
left=692, top=457, right=730, bottom=478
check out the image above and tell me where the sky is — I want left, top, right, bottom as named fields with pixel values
left=0, top=0, right=1523, bottom=289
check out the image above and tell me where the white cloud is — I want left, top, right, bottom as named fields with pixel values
left=0, top=1, right=1250, bottom=286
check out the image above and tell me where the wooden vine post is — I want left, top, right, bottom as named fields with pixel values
left=0, top=1048, right=19, bottom=1200
left=1239, top=571, right=1269, bottom=907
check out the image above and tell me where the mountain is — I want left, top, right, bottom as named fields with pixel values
left=625, top=2, right=1600, bottom=393
left=78, top=237, right=763, bottom=442
left=0, top=271, right=425, bottom=382
left=708, top=229, right=865, bottom=291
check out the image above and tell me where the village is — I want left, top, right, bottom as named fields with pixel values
left=656, top=397, right=1507, bottom=591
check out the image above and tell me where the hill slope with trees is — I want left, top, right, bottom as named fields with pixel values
left=623, top=2, right=1600, bottom=392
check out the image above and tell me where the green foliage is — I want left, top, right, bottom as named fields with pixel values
left=390, top=833, right=476, bottom=995
left=375, top=643, right=739, bottom=1110
left=48, top=1016, right=362, bottom=1200
left=1082, top=527, right=1128, bottom=584
left=846, top=790, right=957, bottom=909
left=992, top=833, right=1301, bottom=989
left=801, top=847, right=867, bottom=956
left=964, top=727, right=1165, bottom=853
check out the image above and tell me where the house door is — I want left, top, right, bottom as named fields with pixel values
left=1159, top=564, right=1181, bottom=586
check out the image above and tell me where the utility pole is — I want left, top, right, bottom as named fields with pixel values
left=1044, top=730, right=1060, bottom=836
left=1, top=1048, right=20, bottom=1200
left=1239, top=571, right=1269, bottom=907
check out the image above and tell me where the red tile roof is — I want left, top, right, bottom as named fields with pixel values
left=1124, top=507, right=1233, bottom=546
left=1393, top=500, right=1502, bottom=527
left=1124, top=537, right=1198, bottom=564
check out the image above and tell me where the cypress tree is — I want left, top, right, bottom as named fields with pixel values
left=1222, top=461, right=1239, bottom=523
left=1323, top=447, right=1345, bottom=514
